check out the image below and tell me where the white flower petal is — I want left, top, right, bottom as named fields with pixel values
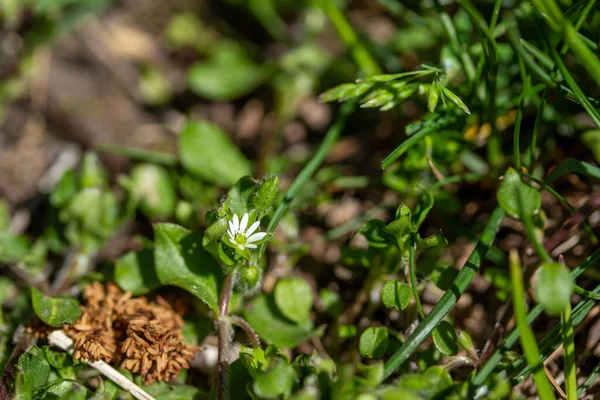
left=237, top=244, right=245, bottom=250
left=240, top=213, right=248, bottom=234
left=246, top=232, right=267, bottom=243
left=246, top=243, right=257, bottom=249
left=245, top=221, right=260, bottom=236
left=232, top=214, right=240, bottom=232
left=228, top=220, right=235, bottom=233
left=228, top=231, right=235, bottom=242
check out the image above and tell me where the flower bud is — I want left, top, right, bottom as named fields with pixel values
left=237, top=264, right=262, bottom=294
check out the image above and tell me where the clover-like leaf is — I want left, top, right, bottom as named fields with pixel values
left=381, top=280, right=412, bottom=310
left=31, top=287, right=81, bottom=327
left=359, top=327, right=389, bottom=359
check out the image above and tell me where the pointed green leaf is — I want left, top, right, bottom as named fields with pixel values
left=318, top=82, right=372, bottom=103
left=441, top=86, right=471, bottom=115
left=154, top=223, right=223, bottom=312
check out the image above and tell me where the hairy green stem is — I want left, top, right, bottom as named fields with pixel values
left=409, top=244, right=424, bottom=319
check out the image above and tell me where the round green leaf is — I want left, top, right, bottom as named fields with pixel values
left=359, top=327, right=389, bottom=359
left=497, top=168, right=541, bottom=219
left=244, top=294, right=314, bottom=348
left=381, top=280, right=412, bottom=310
left=16, top=346, right=50, bottom=396
left=179, top=121, right=251, bottom=187
left=432, top=320, right=458, bottom=356
left=274, top=277, right=312, bottom=324
left=31, top=287, right=81, bottom=327
left=534, top=262, right=573, bottom=315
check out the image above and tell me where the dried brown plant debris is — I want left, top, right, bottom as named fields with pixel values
left=63, top=282, right=198, bottom=385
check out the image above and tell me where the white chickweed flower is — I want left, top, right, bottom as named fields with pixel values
left=227, top=213, right=267, bottom=251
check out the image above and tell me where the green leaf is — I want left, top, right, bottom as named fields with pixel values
left=318, top=82, right=372, bottom=103
left=273, top=277, right=312, bottom=324
left=155, top=385, right=203, bottom=400
left=534, top=262, right=573, bottom=315
left=31, top=287, right=81, bottom=327
left=359, top=87, right=394, bottom=109
left=225, top=176, right=256, bottom=216
left=114, top=248, right=160, bottom=296
left=130, top=164, right=176, bottom=219
left=397, top=366, right=453, bottom=399
left=252, top=175, right=279, bottom=212
left=359, top=327, right=389, bottom=359
left=497, top=168, right=541, bottom=219
left=179, top=121, right=251, bottom=187
left=430, top=265, right=459, bottom=291
left=50, top=170, right=78, bottom=208
left=381, top=280, right=412, bottom=310
left=384, top=205, right=415, bottom=251
left=244, top=294, right=314, bottom=348
left=582, top=129, right=600, bottom=162
left=202, top=217, right=228, bottom=255
left=432, top=320, right=458, bottom=356
left=413, top=189, right=434, bottom=230
left=416, top=230, right=448, bottom=250
left=358, top=219, right=395, bottom=248
left=15, top=346, right=50, bottom=396
left=545, top=158, right=600, bottom=184
left=252, top=363, right=297, bottom=399
left=80, top=152, right=107, bottom=189
left=187, top=41, right=267, bottom=101
left=427, top=81, right=439, bottom=113
left=441, top=86, right=471, bottom=115
left=154, top=223, right=223, bottom=312
left=0, top=231, right=30, bottom=264
left=37, top=380, right=91, bottom=399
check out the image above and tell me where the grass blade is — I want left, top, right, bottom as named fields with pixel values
left=545, top=158, right=600, bottom=184
left=508, top=250, right=556, bottom=400
left=561, top=303, right=577, bottom=400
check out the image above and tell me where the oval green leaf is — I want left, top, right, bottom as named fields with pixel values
left=154, top=223, right=223, bottom=312
left=179, top=121, right=251, bottom=187
left=359, top=327, right=389, bottom=359
left=497, top=168, right=541, bottom=219
left=244, top=294, right=314, bottom=348
left=274, top=277, right=312, bottom=324
left=534, top=262, right=573, bottom=315
left=31, top=287, right=81, bottom=327
left=114, top=248, right=160, bottom=296
left=432, top=320, right=458, bottom=356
